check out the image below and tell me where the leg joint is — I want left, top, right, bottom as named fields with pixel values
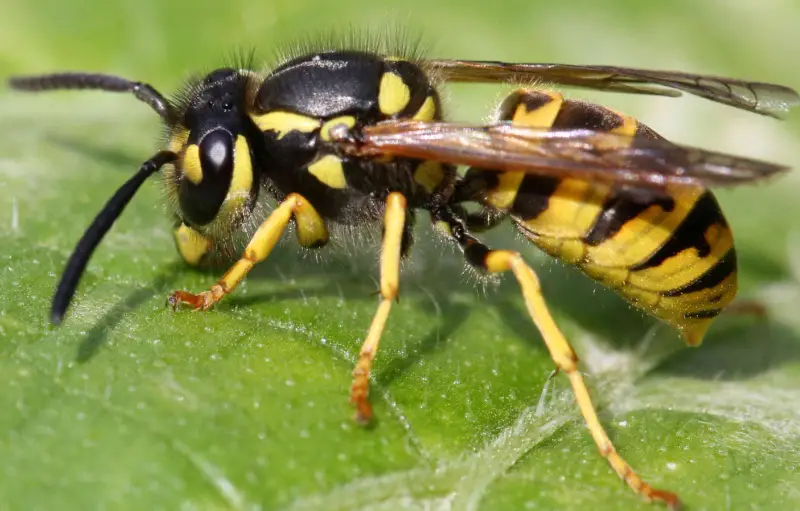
left=380, top=284, right=398, bottom=301
left=284, top=192, right=306, bottom=207
left=386, top=191, right=407, bottom=209
left=485, top=250, right=520, bottom=273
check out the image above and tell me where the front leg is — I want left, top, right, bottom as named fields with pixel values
left=169, top=193, right=328, bottom=310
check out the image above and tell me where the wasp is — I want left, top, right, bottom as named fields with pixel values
left=9, top=36, right=798, bottom=509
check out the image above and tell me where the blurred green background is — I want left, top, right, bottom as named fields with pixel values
left=1, top=1, right=799, bottom=510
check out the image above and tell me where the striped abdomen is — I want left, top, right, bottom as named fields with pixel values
left=462, top=89, right=737, bottom=345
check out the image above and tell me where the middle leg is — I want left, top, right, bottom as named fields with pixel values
left=350, top=192, right=407, bottom=424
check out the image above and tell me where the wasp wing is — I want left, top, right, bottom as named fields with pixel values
left=334, top=120, right=789, bottom=190
left=427, top=60, right=800, bottom=119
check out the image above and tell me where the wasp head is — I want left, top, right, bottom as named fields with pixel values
left=164, top=68, right=262, bottom=235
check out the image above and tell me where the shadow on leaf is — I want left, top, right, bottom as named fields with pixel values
left=48, top=134, right=145, bottom=172
left=75, top=262, right=183, bottom=363
left=655, top=319, right=800, bottom=380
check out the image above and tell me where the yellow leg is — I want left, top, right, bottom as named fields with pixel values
left=169, top=193, right=327, bottom=310
left=349, top=192, right=407, bottom=424
left=484, top=250, right=681, bottom=510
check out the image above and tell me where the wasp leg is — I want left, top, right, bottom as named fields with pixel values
left=435, top=207, right=681, bottom=510
left=172, top=221, right=212, bottom=267
left=169, top=193, right=328, bottom=310
left=449, top=204, right=507, bottom=232
left=350, top=192, right=407, bottom=424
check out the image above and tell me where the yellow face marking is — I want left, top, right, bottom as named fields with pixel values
left=208, top=136, right=255, bottom=231
left=413, top=161, right=444, bottom=193
left=512, top=90, right=564, bottom=128
left=308, top=155, right=347, bottom=189
left=173, top=223, right=211, bottom=266
left=230, top=136, right=254, bottom=197
left=321, top=116, right=356, bottom=142
left=378, top=72, right=411, bottom=116
left=168, top=128, right=189, bottom=154
left=485, top=171, right=525, bottom=209
left=182, top=144, right=203, bottom=185
left=412, top=96, right=437, bottom=121
left=251, top=111, right=321, bottom=139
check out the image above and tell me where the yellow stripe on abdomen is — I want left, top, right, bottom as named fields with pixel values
left=483, top=90, right=565, bottom=209
left=585, top=186, right=704, bottom=267
left=516, top=178, right=610, bottom=240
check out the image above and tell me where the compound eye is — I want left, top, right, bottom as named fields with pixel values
left=177, top=128, right=237, bottom=227
left=199, top=129, right=234, bottom=177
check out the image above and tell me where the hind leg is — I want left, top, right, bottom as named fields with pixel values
left=433, top=205, right=681, bottom=509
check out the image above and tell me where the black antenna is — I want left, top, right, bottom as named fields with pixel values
left=50, top=151, right=177, bottom=325
left=9, top=72, right=174, bottom=120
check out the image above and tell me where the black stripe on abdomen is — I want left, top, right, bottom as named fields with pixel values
left=663, top=248, right=737, bottom=298
left=630, top=192, right=726, bottom=272
left=585, top=188, right=676, bottom=246
left=510, top=175, right=562, bottom=220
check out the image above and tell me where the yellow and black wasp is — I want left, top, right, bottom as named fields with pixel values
left=9, top=36, right=799, bottom=509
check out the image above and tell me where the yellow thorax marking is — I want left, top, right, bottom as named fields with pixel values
left=378, top=72, right=411, bottom=116
left=321, top=116, right=356, bottom=142
left=308, top=155, right=347, bottom=189
left=251, top=111, right=321, bottom=139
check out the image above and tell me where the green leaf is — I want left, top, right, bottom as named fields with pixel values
left=2, top=2, right=799, bottom=510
